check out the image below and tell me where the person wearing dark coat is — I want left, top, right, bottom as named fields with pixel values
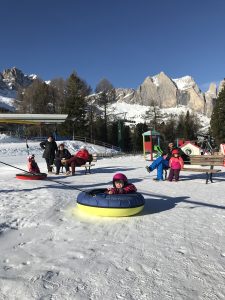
left=54, top=143, right=71, bottom=175
left=40, top=135, right=58, bottom=173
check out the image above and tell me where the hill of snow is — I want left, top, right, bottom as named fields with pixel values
left=0, top=134, right=119, bottom=157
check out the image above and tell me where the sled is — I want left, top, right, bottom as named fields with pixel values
left=16, top=173, right=47, bottom=180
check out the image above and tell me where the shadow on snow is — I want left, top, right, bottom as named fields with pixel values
left=140, top=191, right=225, bottom=215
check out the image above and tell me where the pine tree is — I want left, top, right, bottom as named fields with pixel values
left=107, top=122, right=118, bottom=146
left=175, top=111, right=200, bottom=141
left=144, top=101, right=162, bottom=130
left=123, top=125, right=132, bottom=151
left=17, top=79, right=58, bottom=114
left=210, top=86, right=225, bottom=145
left=50, top=78, right=67, bottom=114
left=16, top=80, right=60, bottom=136
left=176, top=113, right=186, bottom=139
left=95, top=78, right=116, bottom=142
left=160, top=117, right=176, bottom=143
left=183, top=111, right=193, bottom=139
left=62, top=72, right=91, bottom=137
left=93, top=116, right=105, bottom=141
left=132, top=123, right=148, bottom=151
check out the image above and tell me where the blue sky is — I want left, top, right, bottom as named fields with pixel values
left=1, top=0, right=225, bottom=91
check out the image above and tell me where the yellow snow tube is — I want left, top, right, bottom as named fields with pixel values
left=77, top=203, right=144, bottom=217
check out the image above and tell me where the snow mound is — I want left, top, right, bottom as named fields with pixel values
left=0, top=134, right=119, bottom=157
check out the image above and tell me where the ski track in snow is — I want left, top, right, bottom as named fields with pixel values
left=0, top=152, right=225, bottom=299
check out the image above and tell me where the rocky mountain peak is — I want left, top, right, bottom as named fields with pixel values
left=0, top=67, right=38, bottom=112
left=114, top=72, right=219, bottom=116
left=1, top=67, right=35, bottom=91
left=206, top=83, right=217, bottom=96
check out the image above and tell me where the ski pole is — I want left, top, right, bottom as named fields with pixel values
left=0, top=160, right=86, bottom=193
left=25, top=137, right=29, bottom=155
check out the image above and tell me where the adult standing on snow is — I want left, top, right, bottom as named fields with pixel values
left=40, top=135, right=58, bottom=173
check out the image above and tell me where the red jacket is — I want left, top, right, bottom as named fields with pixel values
left=27, top=159, right=40, bottom=173
left=75, top=149, right=90, bottom=162
left=107, top=183, right=137, bottom=194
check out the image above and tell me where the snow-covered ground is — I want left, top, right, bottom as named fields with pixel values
left=0, top=137, right=225, bottom=300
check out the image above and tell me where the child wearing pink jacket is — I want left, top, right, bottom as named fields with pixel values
left=168, top=149, right=184, bottom=182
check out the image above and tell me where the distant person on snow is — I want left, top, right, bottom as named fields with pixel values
left=40, top=135, right=58, bottom=173
left=27, top=154, right=40, bottom=174
left=106, top=173, right=137, bottom=194
left=64, top=145, right=91, bottom=175
left=54, top=143, right=71, bottom=175
left=168, top=149, right=184, bottom=182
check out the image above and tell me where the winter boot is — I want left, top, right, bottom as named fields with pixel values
left=145, top=166, right=151, bottom=173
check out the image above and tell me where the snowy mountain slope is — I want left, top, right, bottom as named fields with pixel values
left=108, top=102, right=210, bottom=132
left=0, top=95, right=15, bottom=112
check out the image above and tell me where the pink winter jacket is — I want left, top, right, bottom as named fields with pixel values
left=107, top=183, right=137, bottom=194
left=169, top=157, right=184, bottom=170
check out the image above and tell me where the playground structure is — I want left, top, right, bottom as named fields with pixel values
left=142, top=130, right=161, bottom=161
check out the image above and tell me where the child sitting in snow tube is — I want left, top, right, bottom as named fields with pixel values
left=106, top=173, right=137, bottom=194
left=77, top=173, right=143, bottom=217
left=16, top=154, right=46, bottom=180
left=27, top=154, right=40, bottom=174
